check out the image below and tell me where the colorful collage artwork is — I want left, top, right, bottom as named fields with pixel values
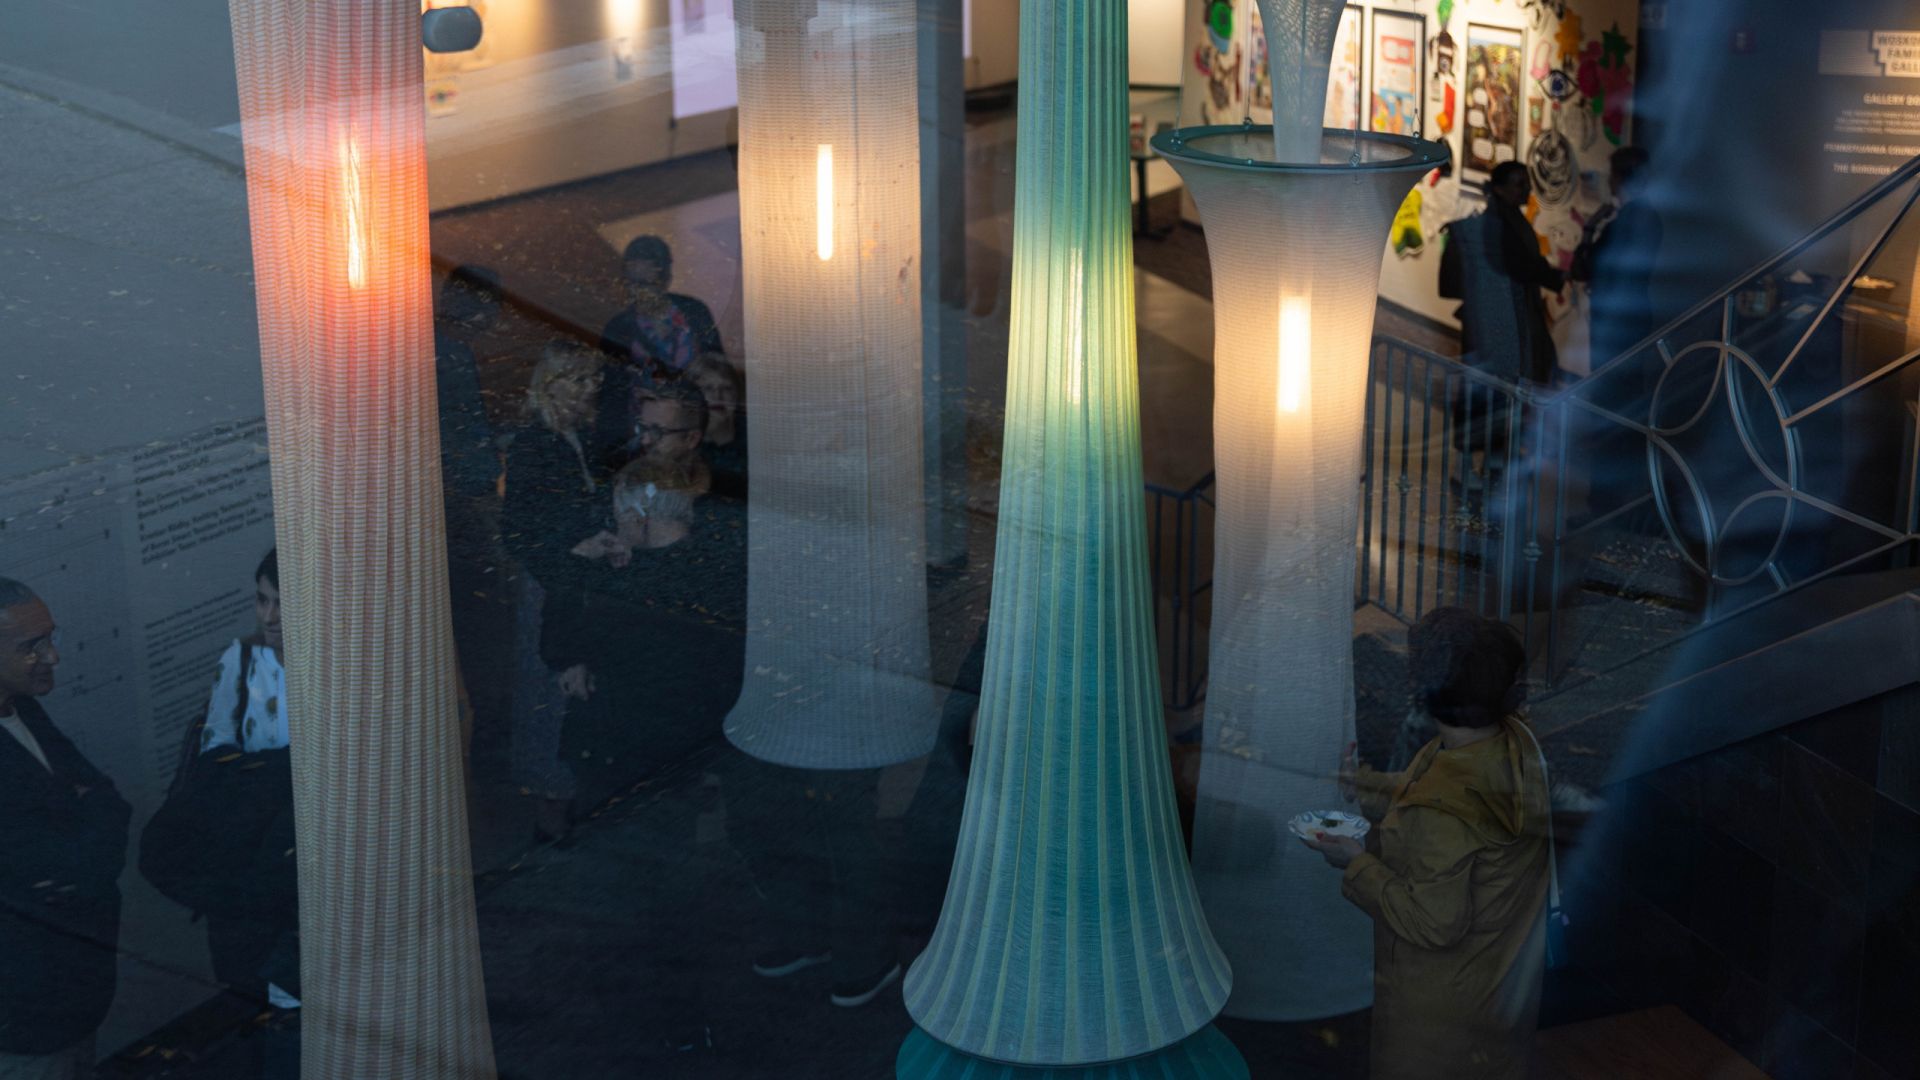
left=1175, top=0, right=1639, bottom=365
left=1369, top=11, right=1424, bottom=136
left=1462, top=23, right=1523, bottom=187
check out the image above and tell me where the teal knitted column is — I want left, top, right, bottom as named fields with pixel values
left=898, top=0, right=1240, bottom=1072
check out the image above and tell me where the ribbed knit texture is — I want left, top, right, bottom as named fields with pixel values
left=1261, top=0, right=1345, bottom=162
left=1161, top=128, right=1436, bottom=1021
left=900, top=0, right=1232, bottom=1064
left=226, top=2, right=496, bottom=1075
left=896, top=1023, right=1247, bottom=1078
left=722, top=0, right=940, bottom=770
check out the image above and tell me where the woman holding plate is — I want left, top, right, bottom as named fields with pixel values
left=1302, top=607, right=1552, bottom=1080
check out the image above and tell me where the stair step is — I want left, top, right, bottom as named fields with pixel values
left=1531, top=1006, right=1769, bottom=1079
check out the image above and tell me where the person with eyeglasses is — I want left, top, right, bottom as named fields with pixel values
left=0, top=577, right=130, bottom=1080
left=627, top=380, right=712, bottom=495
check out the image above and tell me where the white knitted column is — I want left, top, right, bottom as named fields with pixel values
left=1157, top=125, right=1444, bottom=1019
left=723, top=0, right=940, bottom=770
left=227, top=2, right=496, bottom=1074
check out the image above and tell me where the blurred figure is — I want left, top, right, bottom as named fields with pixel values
left=685, top=353, right=747, bottom=501
left=435, top=265, right=509, bottom=759
left=193, top=552, right=301, bottom=1015
left=1571, top=147, right=1662, bottom=371
left=1444, top=162, right=1566, bottom=489
left=685, top=353, right=741, bottom=450
left=609, top=457, right=700, bottom=561
left=598, top=235, right=713, bottom=386
left=629, top=380, right=711, bottom=493
left=731, top=755, right=905, bottom=1010
left=1459, top=162, right=1566, bottom=388
left=436, top=263, right=506, bottom=528
left=0, top=578, right=129, bottom=1079
left=1304, top=607, right=1551, bottom=1080
left=503, top=341, right=612, bottom=842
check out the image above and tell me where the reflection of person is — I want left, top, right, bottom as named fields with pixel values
left=1571, top=146, right=1662, bottom=368
left=0, top=578, right=130, bottom=1079
left=1443, top=163, right=1565, bottom=485
left=629, top=380, right=711, bottom=494
left=685, top=353, right=741, bottom=451
left=435, top=264, right=505, bottom=526
left=194, top=552, right=303, bottom=1018
left=503, top=342, right=611, bottom=842
left=1303, top=607, right=1550, bottom=1080
left=1462, top=164, right=1564, bottom=386
left=598, top=234, right=719, bottom=381
left=733, top=759, right=905, bottom=1009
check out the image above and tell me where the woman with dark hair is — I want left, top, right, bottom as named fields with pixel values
left=1303, top=606, right=1551, bottom=1080
left=141, top=550, right=302, bottom=1073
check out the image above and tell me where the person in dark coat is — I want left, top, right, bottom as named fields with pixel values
left=0, top=578, right=130, bottom=1078
left=600, top=234, right=723, bottom=366
left=1459, top=161, right=1566, bottom=387
left=535, top=459, right=746, bottom=796
left=502, top=341, right=616, bottom=842
left=1446, top=162, right=1567, bottom=487
left=594, top=236, right=724, bottom=472
left=1571, top=146, right=1662, bottom=371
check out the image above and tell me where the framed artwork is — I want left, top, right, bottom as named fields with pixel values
left=1323, top=5, right=1365, bottom=131
left=1462, top=23, right=1524, bottom=188
left=1368, top=10, right=1425, bottom=137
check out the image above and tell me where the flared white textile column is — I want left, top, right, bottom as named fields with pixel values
left=722, top=0, right=940, bottom=770
left=1260, top=0, right=1348, bottom=162
left=1156, top=126, right=1446, bottom=1021
left=899, top=0, right=1238, bottom=1071
left=225, top=1, right=496, bottom=1075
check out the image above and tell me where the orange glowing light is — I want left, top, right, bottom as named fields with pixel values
left=342, top=137, right=369, bottom=289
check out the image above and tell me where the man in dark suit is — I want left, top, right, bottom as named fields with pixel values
left=0, top=578, right=129, bottom=1078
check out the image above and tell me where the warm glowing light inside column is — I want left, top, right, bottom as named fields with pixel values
left=816, top=143, right=835, bottom=261
left=342, top=137, right=370, bottom=290
left=1277, top=294, right=1311, bottom=413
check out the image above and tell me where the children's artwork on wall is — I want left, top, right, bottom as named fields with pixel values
left=1463, top=23, right=1523, bottom=187
left=1427, top=25, right=1457, bottom=139
left=1370, top=10, right=1425, bottom=136
left=1175, top=0, right=1639, bottom=368
left=1325, top=5, right=1366, bottom=131
left=1191, top=0, right=1247, bottom=124
left=1391, top=186, right=1427, bottom=257
left=1529, top=125, right=1575, bottom=204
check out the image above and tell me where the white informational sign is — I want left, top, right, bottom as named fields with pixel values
left=1818, top=28, right=1920, bottom=179
left=0, top=418, right=278, bottom=1051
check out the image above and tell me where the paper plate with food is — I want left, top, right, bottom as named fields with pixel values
left=1288, top=810, right=1370, bottom=843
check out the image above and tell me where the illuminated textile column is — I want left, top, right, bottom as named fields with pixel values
left=1156, top=122, right=1445, bottom=1018
left=226, top=2, right=495, bottom=1075
left=1261, top=0, right=1345, bottom=162
left=722, top=0, right=940, bottom=769
left=900, top=0, right=1240, bottom=1072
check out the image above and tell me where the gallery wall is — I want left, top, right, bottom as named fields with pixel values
left=1178, top=0, right=1640, bottom=374
left=1633, top=0, right=1920, bottom=324
left=421, top=0, right=735, bottom=211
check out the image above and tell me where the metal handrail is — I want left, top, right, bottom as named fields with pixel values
left=1534, top=153, right=1920, bottom=407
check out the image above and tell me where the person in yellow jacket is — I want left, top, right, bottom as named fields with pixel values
left=1303, top=607, right=1551, bottom=1080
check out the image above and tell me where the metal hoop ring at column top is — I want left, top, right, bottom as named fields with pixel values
left=1152, top=125, right=1450, bottom=175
